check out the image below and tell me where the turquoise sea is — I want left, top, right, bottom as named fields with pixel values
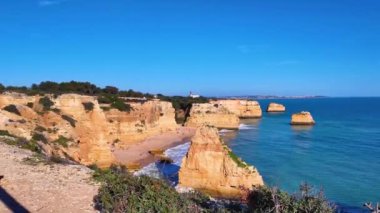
left=225, top=98, right=380, bottom=212
left=138, top=98, right=380, bottom=212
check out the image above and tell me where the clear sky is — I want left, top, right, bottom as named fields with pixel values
left=0, top=0, right=379, bottom=97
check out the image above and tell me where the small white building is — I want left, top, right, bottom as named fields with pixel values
left=189, top=91, right=200, bottom=98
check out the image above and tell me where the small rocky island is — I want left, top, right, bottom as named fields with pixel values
left=267, top=102, right=286, bottom=112
left=291, top=111, right=315, bottom=125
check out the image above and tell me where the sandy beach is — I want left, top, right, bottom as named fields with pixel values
left=114, top=127, right=196, bottom=167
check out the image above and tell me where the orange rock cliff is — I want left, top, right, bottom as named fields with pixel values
left=178, top=125, right=264, bottom=198
left=0, top=93, right=178, bottom=167
left=210, top=99, right=262, bottom=118
left=185, top=103, right=240, bottom=129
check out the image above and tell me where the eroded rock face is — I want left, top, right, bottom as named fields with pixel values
left=267, top=103, right=286, bottom=112
left=185, top=103, right=240, bottom=129
left=0, top=93, right=178, bottom=167
left=291, top=111, right=315, bottom=125
left=211, top=100, right=262, bottom=118
left=178, top=125, right=264, bottom=198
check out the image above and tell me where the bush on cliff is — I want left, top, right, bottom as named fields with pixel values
left=61, top=115, right=77, bottom=128
left=82, top=102, right=94, bottom=112
left=0, top=83, right=4, bottom=93
left=39, top=96, right=54, bottom=111
left=3, top=104, right=21, bottom=116
left=248, top=184, right=335, bottom=213
left=92, top=165, right=210, bottom=212
left=98, top=95, right=133, bottom=112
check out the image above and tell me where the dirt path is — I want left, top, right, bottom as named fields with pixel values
left=0, top=142, right=99, bottom=213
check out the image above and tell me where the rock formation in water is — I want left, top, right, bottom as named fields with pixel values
left=291, top=111, right=315, bottom=125
left=185, top=103, right=240, bottom=129
left=267, top=103, right=286, bottom=112
left=0, top=93, right=178, bottom=167
left=210, top=100, right=262, bottom=118
left=178, top=125, right=264, bottom=198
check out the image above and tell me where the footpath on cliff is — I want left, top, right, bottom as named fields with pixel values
left=0, top=141, right=99, bottom=213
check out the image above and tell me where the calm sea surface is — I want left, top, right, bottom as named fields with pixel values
left=223, top=98, right=380, bottom=212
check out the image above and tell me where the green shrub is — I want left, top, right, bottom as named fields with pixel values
left=82, top=102, right=94, bottom=112
left=61, top=115, right=77, bottom=128
left=0, top=135, right=41, bottom=153
left=0, top=83, right=4, bottom=93
left=53, top=135, right=71, bottom=148
left=3, top=104, right=21, bottom=116
left=0, top=130, right=13, bottom=137
left=98, top=95, right=133, bottom=112
left=32, top=132, right=48, bottom=144
left=248, top=184, right=335, bottom=213
left=92, top=165, right=209, bottom=212
left=39, top=96, right=54, bottom=111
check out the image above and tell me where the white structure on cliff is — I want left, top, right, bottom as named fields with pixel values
left=189, top=91, right=200, bottom=98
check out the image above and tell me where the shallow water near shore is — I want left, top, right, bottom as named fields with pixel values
left=137, top=98, right=380, bottom=212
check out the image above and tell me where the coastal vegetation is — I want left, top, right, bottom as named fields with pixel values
left=0, top=131, right=41, bottom=153
left=248, top=184, right=335, bottom=213
left=91, top=165, right=211, bottom=212
left=39, top=96, right=54, bottom=111
left=82, top=102, right=94, bottom=112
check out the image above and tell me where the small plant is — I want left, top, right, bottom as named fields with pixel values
left=52, top=135, right=71, bottom=148
left=32, top=132, right=48, bottom=144
left=61, top=115, right=77, bottom=128
left=49, top=153, right=67, bottom=164
left=0, top=135, right=41, bottom=153
left=22, top=153, right=47, bottom=166
left=82, top=102, right=94, bottom=112
left=39, top=96, right=54, bottom=111
left=3, top=104, right=21, bottom=116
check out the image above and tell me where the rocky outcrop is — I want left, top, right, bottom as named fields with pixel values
left=185, top=103, right=240, bottom=129
left=267, top=103, right=286, bottom=112
left=0, top=93, right=178, bottom=167
left=178, top=125, right=264, bottom=198
left=211, top=100, right=262, bottom=118
left=291, top=111, right=315, bottom=125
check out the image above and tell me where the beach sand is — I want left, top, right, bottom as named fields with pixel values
left=114, top=127, right=196, bottom=167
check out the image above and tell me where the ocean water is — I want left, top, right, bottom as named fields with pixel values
left=226, top=98, right=380, bottom=212
left=137, top=98, right=380, bottom=212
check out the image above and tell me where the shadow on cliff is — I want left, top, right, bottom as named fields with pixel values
left=0, top=186, right=29, bottom=213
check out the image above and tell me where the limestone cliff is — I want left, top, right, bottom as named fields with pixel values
left=0, top=93, right=178, bottom=167
left=178, top=125, right=264, bottom=198
left=210, top=100, right=262, bottom=118
left=185, top=103, right=240, bottom=129
left=291, top=111, right=315, bottom=125
left=267, top=103, right=286, bottom=112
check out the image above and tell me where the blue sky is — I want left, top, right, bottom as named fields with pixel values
left=0, top=0, right=379, bottom=96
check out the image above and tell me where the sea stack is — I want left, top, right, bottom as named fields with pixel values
left=291, top=111, right=315, bottom=125
left=185, top=103, right=240, bottom=129
left=178, top=125, right=264, bottom=198
left=267, top=103, right=286, bottom=112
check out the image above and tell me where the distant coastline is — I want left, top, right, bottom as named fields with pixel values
left=218, top=95, right=328, bottom=100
